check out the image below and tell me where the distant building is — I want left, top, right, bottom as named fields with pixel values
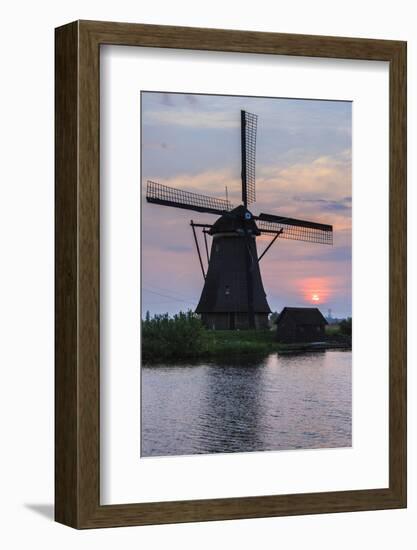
left=275, top=307, right=328, bottom=343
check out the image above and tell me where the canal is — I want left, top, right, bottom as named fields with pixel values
left=141, top=350, right=351, bottom=457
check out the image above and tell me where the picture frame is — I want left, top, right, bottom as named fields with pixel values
left=55, top=20, right=406, bottom=528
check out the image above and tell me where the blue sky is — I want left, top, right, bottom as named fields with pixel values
left=141, top=92, right=352, bottom=318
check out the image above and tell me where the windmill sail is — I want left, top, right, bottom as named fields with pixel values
left=257, top=213, right=333, bottom=245
left=241, top=110, right=258, bottom=207
left=146, top=181, right=233, bottom=216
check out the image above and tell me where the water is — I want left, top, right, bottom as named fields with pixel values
left=141, top=350, right=352, bottom=457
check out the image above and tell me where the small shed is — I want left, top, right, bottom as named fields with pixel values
left=275, top=307, right=328, bottom=343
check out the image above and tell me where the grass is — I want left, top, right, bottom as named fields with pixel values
left=141, top=310, right=284, bottom=363
left=141, top=311, right=351, bottom=364
left=325, top=325, right=341, bottom=336
left=206, top=329, right=282, bottom=357
left=325, top=319, right=352, bottom=340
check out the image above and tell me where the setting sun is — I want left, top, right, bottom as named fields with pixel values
left=294, top=277, right=334, bottom=306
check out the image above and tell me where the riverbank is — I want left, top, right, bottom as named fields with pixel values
left=142, top=328, right=351, bottom=364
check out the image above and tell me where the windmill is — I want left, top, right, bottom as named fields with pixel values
left=146, top=110, right=333, bottom=330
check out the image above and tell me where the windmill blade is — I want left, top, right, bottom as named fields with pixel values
left=257, top=213, right=333, bottom=245
left=241, top=110, right=258, bottom=207
left=146, top=181, right=233, bottom=216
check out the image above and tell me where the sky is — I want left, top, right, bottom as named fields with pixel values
left=141, top=92, right=352, bottom=319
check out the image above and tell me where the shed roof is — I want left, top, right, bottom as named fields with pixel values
left=276, top=307, right=328, bottom=326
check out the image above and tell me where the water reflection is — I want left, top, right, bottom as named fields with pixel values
left=141, top=351, right=351, bottom=457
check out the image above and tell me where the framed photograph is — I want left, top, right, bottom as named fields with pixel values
left=55, top=20, right=406, bottom=528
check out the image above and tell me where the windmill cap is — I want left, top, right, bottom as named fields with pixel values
left=209, top=205, right=260, bottom=236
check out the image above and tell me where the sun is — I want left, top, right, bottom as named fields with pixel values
left=311, top=293, right=320, bottom=302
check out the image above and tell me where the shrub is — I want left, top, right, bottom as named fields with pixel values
left=339, top=317, right=352, bottom=336
left=142, top=310, right=209, bottom=362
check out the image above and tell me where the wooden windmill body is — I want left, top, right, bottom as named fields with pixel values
left=146, top=110, right=333, bottom=330
left=195, top=204, right=270, bottom=330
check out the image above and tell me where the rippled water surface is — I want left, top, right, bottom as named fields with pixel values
left=141, top=351, right=351, bottom=457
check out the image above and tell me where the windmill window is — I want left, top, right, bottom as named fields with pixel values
left=225, top=285, right=230, bottom=296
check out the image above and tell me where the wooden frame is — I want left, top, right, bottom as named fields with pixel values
left=55, top=20, right=407, bottom=529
